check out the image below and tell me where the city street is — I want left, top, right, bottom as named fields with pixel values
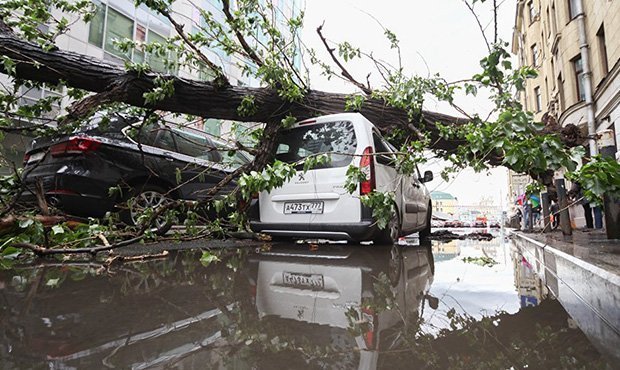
left=1, top=228, right=616, bottom=368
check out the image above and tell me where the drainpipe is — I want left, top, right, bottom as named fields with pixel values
left=575, top=0, right=597, bottom=156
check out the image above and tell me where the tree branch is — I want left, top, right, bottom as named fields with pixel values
left=0, top=25, right=469, bottom=154
left=316, top=23, right=373, bottom=95
left=221, top=0, right=264, bottom=68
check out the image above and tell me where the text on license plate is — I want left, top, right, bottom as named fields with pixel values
left=283, top=201, right=324, bottom=214
left=282, top=272, right=324, bottom=290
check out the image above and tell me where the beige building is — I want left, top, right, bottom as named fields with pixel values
left=430, top=191, right=458, bottom=215
left=512, top=0, right=620, bottom=158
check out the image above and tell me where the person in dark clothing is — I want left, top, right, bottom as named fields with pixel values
left=568, top=182, right=603, bottom=229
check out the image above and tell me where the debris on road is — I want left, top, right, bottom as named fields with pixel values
left=429, top=230, right=495, bottom=241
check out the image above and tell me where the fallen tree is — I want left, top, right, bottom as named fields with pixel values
left=0, top=0, right=618, bottom=257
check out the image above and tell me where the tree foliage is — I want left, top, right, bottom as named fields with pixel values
left=0, top=0, right=619, bottom=258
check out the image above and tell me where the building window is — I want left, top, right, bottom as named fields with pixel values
left=104, top=7, right=134, bottom=59
left=551, top=2, right=558, bottom=34
left=557, top=74, right=564, bottom=111
left=87, top=3, right=177, bottom=73
left=534, top=87, right=542, bottom=112
left=597, top=25, right=608, bottom=74
left=572, top=55, right=586, bottom=101
left=568, top=0, right=579, bottom=20
left=88, top=0, right=105, bottom=48
left=531, top=44, right=540, bottom=66
left=147, top=31, right=167, bottom=73
left=528, top=1, right=538, bottom=24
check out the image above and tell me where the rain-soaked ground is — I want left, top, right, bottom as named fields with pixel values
left=1, top=228, right=617, bottom=369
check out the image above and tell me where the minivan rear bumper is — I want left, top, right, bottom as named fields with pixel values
left=249, top=220, right=378, bottom=241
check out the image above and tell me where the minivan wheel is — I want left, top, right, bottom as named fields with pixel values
left=373, top=212, right=400, bottom=245
left=387, top=245, right=403, bottom=286
left=121, top=184, right=174, bottom=235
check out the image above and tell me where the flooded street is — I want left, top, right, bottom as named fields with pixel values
left=0, top=229, right=616, bottom=369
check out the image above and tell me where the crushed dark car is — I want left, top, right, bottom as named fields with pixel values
left=20, top=114, right=250, bottom=229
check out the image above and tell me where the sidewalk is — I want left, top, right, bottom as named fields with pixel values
left=516, top=228, right=620, bottom=276
left=510, top=228, right=620, bottom=360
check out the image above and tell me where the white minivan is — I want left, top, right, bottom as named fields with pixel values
left=249, top=113, right=433, bottom=243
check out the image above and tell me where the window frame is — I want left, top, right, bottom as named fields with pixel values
left=572, top=55, right=586, bottom=102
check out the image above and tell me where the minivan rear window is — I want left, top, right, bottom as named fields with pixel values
left=275, top=121, right=356, bottom=168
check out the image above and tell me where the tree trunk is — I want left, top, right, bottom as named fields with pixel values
left=0, top=31, right=467, bottom=153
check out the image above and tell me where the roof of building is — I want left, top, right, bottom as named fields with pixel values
left=431, top=191, right=457, bottom=200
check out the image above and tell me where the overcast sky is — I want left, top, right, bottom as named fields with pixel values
left=301, top=0, right=517, bottom=209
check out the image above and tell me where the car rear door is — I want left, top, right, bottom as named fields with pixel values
left=259, top=120, right=361, bottom=224
left=169, top=128, right=232, bottom=200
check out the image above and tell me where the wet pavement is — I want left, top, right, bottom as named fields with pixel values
left=1, top=228, right=617, bottom=369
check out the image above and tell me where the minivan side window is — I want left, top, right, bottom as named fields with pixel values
left=372, top=132, right=395, bottom=166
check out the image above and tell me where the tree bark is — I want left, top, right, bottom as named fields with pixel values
left=0, top=31, right=468, bottom=152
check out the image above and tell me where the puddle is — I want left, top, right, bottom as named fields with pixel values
left=0, top=229, right=616, bottom=369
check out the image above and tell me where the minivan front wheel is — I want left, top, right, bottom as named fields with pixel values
left=419, top=206, right=432, bottom=241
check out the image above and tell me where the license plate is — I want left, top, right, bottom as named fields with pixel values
left=282, top=272, right=324, bottom=290
left=283, top=201, right=324, bottom=214
left=27, top=152, right=45, bottom=163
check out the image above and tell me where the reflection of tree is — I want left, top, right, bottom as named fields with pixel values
left=0, top=247, right=611, bottom=369
left=378, top=300, right=608, bottom=369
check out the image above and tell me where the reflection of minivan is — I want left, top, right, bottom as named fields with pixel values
left=247, top=244, right=435, bottom=369
left=249, top=113, right=433, bottom=243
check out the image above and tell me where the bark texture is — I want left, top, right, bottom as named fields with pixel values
left=0, top=31, right=468, bottom=152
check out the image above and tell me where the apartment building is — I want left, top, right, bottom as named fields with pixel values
left=0, top=0, right=303, bottom=171
left=510, top=0, right=618, bottom=227
left=512, top=0, right=619, bottom=158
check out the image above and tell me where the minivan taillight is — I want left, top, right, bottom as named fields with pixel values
left=50, top=137, right=101, bottom=157
left=360, top=146, right=375, bottom=195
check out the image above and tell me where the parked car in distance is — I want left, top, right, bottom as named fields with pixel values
left=249, top=113, right=433, bottom=244
left=21, top=114, right=249, bottom=230
left=444, top=219, right=462, bottom=228
left=473, top=216, right=487, bottom=228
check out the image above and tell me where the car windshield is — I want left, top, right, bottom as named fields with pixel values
left=275, top=121, right=356, bottom=169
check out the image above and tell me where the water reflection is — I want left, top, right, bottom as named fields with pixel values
left=247, top=244, right=434, bottom=369
left=0, top=237, right=615, bottom=369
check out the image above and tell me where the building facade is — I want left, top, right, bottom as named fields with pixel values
left=431, top=191, right=458, bottom=215
left=0, top=0, right=303, bottom=172
left=512, top=0, right=620, bottom=158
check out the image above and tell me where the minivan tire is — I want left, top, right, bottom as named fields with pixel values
left=373, top=211, right=400, bottom=245
left=419, top=207, right=431, bottom=241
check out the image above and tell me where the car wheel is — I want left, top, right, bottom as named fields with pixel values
left=374, top=211, right=401, bottom=245
left=121, top=184, right=174, bottom=235
left=419, top=206, right=431, bottom=241
left=386, top=245, right=403, bottom=286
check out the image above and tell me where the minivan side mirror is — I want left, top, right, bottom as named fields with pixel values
left=421, top=170, right=433, bottom=183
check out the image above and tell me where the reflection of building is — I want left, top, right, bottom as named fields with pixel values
left=431, top=240, right=460, bottom=262
left=431, top=191, right=458, bottom=215
left=512, top=251, right=547, bottom=308
left=512, top=0, right=620, bottom=159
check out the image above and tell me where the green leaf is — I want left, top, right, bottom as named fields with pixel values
left=46, top=278, right=60, bottom=287
left=200, top=251, right=221, bottom=266
left=18, top=219, right=34, bottom=229
left=51, top=225, right=64, bottom=235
